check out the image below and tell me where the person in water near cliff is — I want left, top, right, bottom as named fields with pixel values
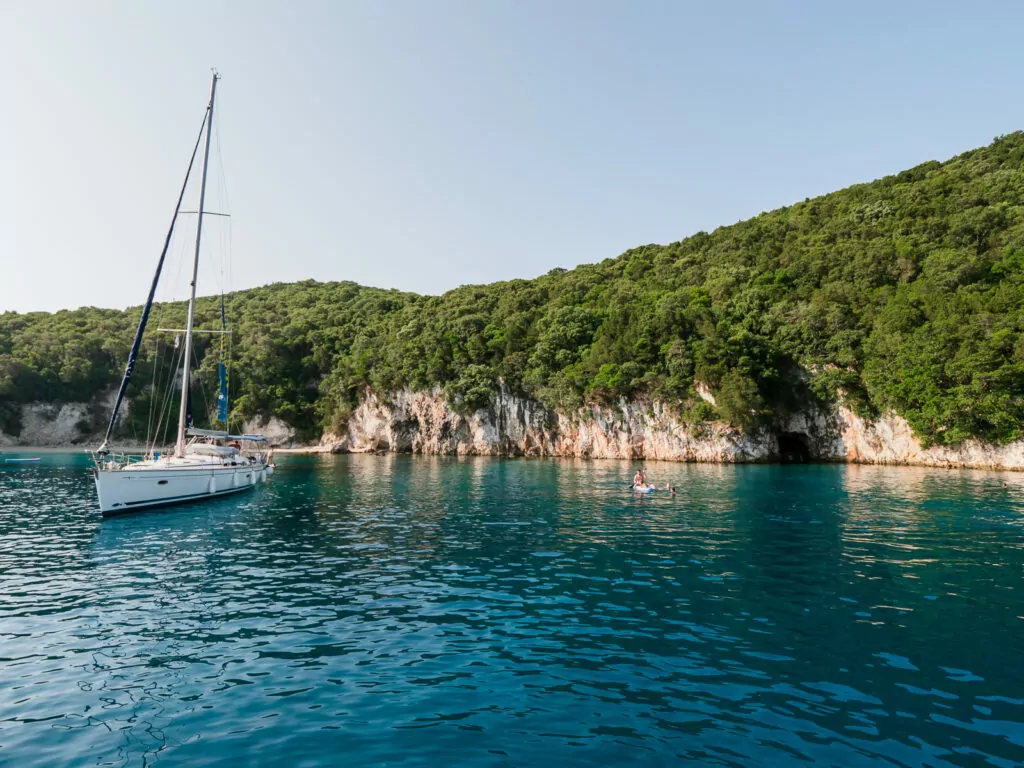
left=632, top=469, right=673, bottom=493
left=635, top=469, right=659, bottom=492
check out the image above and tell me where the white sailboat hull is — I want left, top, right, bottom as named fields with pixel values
left=95, top=457, right=270, bottom=516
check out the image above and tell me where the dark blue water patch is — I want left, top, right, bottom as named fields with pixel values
left=0, top=454, right=1022, bottom=766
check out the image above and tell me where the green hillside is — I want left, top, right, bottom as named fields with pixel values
left=4, top=133, right=1024, bottom=445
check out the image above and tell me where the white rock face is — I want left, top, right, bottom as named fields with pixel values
left=695, top=381, right=717, bottom=406
left=242, top=415, right=296, bottom=447
left=0, top=391, right=129, bottom=447
left=4, top=387, right=1024, bottom=470
left=16, top=403, right=92, bottom=446
left=321, top=386, right=774, bottom=463
left=832, top=407, right=1024, bottom=469
left=315, top=386, right=1024, bottom=470
left=0, top=393, right=298, bottom=449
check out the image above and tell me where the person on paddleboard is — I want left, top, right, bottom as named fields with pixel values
left=631, top=468, right=675, bottom=494
left=632, top=468, right=659, bottom=493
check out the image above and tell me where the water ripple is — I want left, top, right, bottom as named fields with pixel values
left=0, top=455, right=1022, bottom=766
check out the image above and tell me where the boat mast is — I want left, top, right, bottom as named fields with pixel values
left=175, top=72, right=219, bottom=458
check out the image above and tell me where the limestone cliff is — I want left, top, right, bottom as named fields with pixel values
left=0, top=403, right=93, bottom=447
left=315, top=386, right=1024, bottom=470
left=322, top=387, right=771, bottom=461
left=0, top=399, right=297, bottom=450
left=4, top=386, right=1024, bottom=470
left=0, top=391, right=124, bottom=447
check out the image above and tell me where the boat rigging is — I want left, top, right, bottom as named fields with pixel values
left=92, top=72, right=274, bottom=516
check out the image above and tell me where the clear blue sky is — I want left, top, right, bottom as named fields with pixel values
left=4, top=1, right=1024, bottom=312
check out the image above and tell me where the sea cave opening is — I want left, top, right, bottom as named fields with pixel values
left=776, top=432, right=812, bottom=464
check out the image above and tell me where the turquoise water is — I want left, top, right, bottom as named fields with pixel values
left=1, top=453, right=1022, bottom=767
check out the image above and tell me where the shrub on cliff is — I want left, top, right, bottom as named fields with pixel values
left=445, top=364, right=499, bottom=414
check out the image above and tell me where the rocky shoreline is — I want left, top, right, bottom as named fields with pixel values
left=6, top=387, right=1024, bottom=471
left=289, top=386, right=1024, bottom=471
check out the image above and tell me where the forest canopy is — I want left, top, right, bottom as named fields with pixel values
left=4, top=132, right=1024, bottom=446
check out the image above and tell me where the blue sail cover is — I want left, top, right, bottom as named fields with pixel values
left=217, top=362, right=228, bottom=422
left=217, top=294, right=229, bottom=423
left=97, top=113, right=210, bottom=453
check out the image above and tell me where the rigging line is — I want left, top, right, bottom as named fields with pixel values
left=157, top=372, right=174, bottom=450
left=148, top=331, right=175, bottom=453
left=190, top=342, right=213, bottom=427
left=168, top=210, right=190, bottom=303
left=154, top=342, right=185, bottom=452
left=144, top=303, right=160, bottom=448
left=213, top=104, right=234, bottom=297
left=150, top=344, right=172, bottom=453
left=226, top=200, right=233, bottom=297
left=217, top=292, right=229, bottom=427
left=99, top=106, right=211, bottom=451
left=162, top=346, right=185, bottom=448
left=150, top=359, right=168, bottom=453
left=146, top=336, right=160, bottom=449
left=146, top=298, right=171, bottom=448
left=214, top=105, right=229, bottom=283
left=226, top=332, right=233, bottom=432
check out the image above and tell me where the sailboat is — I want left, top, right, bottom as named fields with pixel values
left=93, top=72, right=273, bottom=516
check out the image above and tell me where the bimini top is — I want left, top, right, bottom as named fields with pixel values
left=186, top=427, right=269, bottom=442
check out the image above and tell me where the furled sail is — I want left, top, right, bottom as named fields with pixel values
left=216, top=294, right=229, bottom=424
left=97, top=113, right=210, bottom=454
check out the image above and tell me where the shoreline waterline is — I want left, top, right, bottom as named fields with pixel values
left=5, top=444, right=1024, bottom=477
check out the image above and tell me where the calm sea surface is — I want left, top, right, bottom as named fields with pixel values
left=0, top=452, right=1022, bottom=767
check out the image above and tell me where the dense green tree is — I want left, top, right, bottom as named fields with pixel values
left=4, top=133, right=1024, bottom=445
